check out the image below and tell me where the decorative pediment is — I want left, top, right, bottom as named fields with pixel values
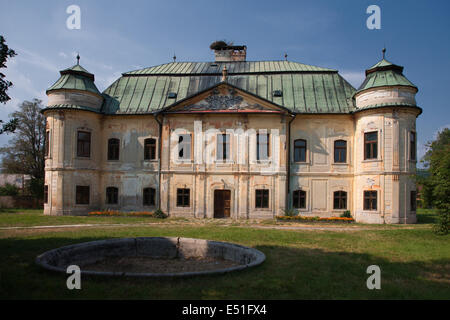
left=166, top=83, right=287, bottom=113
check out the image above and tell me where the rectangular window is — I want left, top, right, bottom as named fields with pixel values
left=293, top=190, right=306, bottom=209
left=333, top=191, right=347, bottom=210
left=178, top=134, right=191, bottom=160
left=76, top=186, right=90, bottom=205
left=143, top=188, right=156, bottom=206
left=256, top=133, right=270, bottom=160
left=216, top=133, right=230, bottom=161
left=77, top=131, right=91, bottom=158
left=108, top=138, right=120, bottom=160
left=144, top=138, right=156, bottom=160
left=294, top=139, right=307, bottom=162
left=255, top=189, right=269, bottom=208
left=106, top=187, right=118, bottom=204
left=363, top=190, right=377, bottom=211
left=45, top=130, right=50, bottom=157
left=364, top=132, right=378, bottom=160
left=410, top=191, right=417, bottom=211
left=44, top=185, right=48, bottom=204
left=334, top=140, right=347, bottom=163
left=176, top=188, right=190, bottom=207
left=410, top=132, right=416, bottom=160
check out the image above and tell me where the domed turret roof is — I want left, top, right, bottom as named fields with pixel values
left=46, top=63, right=101, bottom=96
left=355, top=50, right=417, bottom=96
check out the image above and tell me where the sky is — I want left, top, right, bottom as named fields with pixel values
left=0, top=0, right=449, bottom=165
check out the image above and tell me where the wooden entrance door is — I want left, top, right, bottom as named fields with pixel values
left=214, top=190, right=231, bottom=218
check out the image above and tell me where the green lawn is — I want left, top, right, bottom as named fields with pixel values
left=0, top=208, right=448, bottom=299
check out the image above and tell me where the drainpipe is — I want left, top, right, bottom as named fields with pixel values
left=153, top=112, right=163, bottom=210
left=286, top=114, right=296, bottom=211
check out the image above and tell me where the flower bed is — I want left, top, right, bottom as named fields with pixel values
left=277, top=216, right=354, bottom=223
left=88, top=210, right=154, bottom=217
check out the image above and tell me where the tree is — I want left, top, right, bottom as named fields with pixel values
left=0, top=99, right=46, bottom=198
left=421, top=128, right=450, bottom=234
left=0, top=35, right=18, bottom=134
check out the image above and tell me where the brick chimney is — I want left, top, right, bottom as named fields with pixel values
left=214, top=45, right=247, bottom=62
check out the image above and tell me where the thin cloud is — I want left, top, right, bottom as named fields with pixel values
left=339, top=71, right=365, bottom=88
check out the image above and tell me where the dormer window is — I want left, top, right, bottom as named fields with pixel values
left=273, top=90, right=283, bottom=97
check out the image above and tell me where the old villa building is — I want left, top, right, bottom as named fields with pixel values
left=42, top=44, right=421, bottom=223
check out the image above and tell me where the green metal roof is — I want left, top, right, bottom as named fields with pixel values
left=355, top=57, right=417, bottom=96
left=102, top=61, right=355, bottom=114
left=367, top=58, right=397, bottom=70
left=42, top=104, right=101, bottom=113
left=124, top=61, right=336, bottom=75
left=353, top=102, right=421, bottom=113
left=60, top=64, right=92, bottom=74
left=356, top=69, right=417, bottom=95
left=47, top=73, right=101, bottom=95
left=47, top=64, right=101, bottom=95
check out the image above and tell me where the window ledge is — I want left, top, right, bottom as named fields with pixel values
left=176, top=159, right=193, bottom=164
left=255, top=160, right=272, bottom=164
left=332, top=163, right=348, bottom=166
left=362, top=159, right=382, bottom=163
left=215, top=160, right=235, bottom=165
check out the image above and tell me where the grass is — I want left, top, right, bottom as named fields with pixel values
left=0, top=208, right=448, bottom=299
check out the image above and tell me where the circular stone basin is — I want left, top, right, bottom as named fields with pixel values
left=35, top=237, right=265, bottom=277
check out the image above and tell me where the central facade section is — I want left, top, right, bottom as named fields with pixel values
left=161, top=83, right=289, bottom=219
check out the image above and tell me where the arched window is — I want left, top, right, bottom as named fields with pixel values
left=294, top=139, right=307, bottom=162
left=143, top=188, right=156, bottom=206
left=107, top=138, right=120, bottom=160
left=334, top=140, right=347, bottom=163
left=106, top=187, right=118, bottom=204
left=144, top=138, right=156, bottom=160
left=293, top=190, right=306, bottom=208
left=333, top=191, right=347, bottom=209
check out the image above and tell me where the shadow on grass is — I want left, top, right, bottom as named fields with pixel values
left=0, top=235, right=449, bottom=300
left=416, top=210, right=439, bottom=224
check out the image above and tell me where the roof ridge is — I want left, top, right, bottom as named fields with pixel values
left=123, top=60, right=336, bottom=75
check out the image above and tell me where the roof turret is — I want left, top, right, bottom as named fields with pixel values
left=46, top=57, right=101, bottom=96
left=355, top=49, right=417, bottom=96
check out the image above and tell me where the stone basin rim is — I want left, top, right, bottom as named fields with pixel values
left=35, top=237, right=266, bottom=277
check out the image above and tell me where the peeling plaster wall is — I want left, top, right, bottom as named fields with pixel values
left=43, top=95, right=419, bottom=223
left=353, top=108, right=418, bottom=224
left=289, top=115, right=354, bottom=216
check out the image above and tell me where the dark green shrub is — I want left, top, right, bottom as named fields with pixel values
left=282, top=208, right=298, bottom=217
left=340, top=210, right=352, bottom=218
left=153, top=209, right=168, bottom=219
left=0, top=183, right=19, bottom=196
left=433, top=211, right=449, bottom=235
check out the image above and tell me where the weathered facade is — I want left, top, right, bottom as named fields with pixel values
left=43, top=46, right=421, bottom=223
